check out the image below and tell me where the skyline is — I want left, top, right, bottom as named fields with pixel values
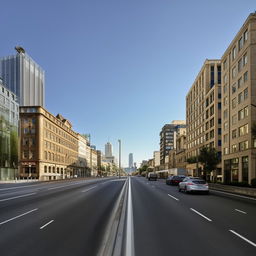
left=1, top=0, right=255, bottom=166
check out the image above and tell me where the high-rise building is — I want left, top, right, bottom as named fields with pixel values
left=0, top=46, right=45, bottom=106
left=0, top=78, right=19, bottom=180
left=129, top=153, right=133, bottom=168
left=105, top=142, right=113, bottom=157
left=160, top=120, right=186, bottom=168
left=186, top=59, right=222, bottom=177
left=221, top=13, right=256, bottom=184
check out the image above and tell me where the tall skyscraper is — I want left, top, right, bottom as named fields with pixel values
left=129, top=153, right=134, bottom=168
left=105, top=142, right=113, bottom=157
left=0, top=46, right=45, bottom=106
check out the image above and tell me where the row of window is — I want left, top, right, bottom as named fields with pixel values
left=44, top=151, right=77, bottom=164
left=44, top=120, right=76, bottom=144
left=223, top=71, right=248, bottom=95
left=223, top=140, right=249, bottom=155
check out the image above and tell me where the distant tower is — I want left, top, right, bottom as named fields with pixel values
left=0, top=46, right=45, bottom=106
left=105, top=142, right=113, bottom=157
left=129, top=153, right=133, bottom=168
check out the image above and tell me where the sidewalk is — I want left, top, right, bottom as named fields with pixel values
left=209, top=183, right=256, bottom=198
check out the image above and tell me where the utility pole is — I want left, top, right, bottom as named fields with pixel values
left=118, top=139, right=121, bottom=178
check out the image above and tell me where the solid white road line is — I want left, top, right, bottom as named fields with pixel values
left=40, top=220, right=54, bottom=230
left=235, top=209, right=247, bottom=214
left=0, top=208, right=38, bottom=225
left=81, top=186, right=97, bottom=193
left=0, top=193, right=36, bottom=202
left=125, top=177, right=135, bottom=256
left=190, top=208, right=212, bottom=222
left=212, top=190, right=256, bottom=201
left=229, top=230, right=256, bottom=247
left=168, top=194, right=179, bottom=201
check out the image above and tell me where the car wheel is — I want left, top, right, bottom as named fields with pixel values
left=178, top=187, right=181, bottom=192
left=185, top=186, right=189, bottom=194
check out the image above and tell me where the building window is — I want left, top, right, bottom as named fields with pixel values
left=238, top=92, right=244, bottom=104
left=239, top=140, right=248, bottom=151
left=223, top=59, right=227, bottom=70
left=238, top=37, right=243, bottom=51
left=242, top=156, right=248, bottom=183
left=224, top=147, right=229, bottom=155
left=210, top=66, right=214, bottom=87
left=238, top=58, right=242, bottom=72
left=224, top=122, right=228, bottom=131
left=244, top=87, right=248, bottom=100
left=232, top=114, right=237, bottom=125
left=232, top=144, right=237, bottom=153
left=238, top=77, right=243, bottom=89
left=223, top=109, right=228, bottom=120
left=232, top=46, right=237, bottom=61
left=232, top=83, right=236, bottom=94
left=239, top=124, right=248, bottom=136
left=232, top=98, right=236, bottom=109
left=231, top=158, right=239, bottom=182
left=243, top=53, right=248, bottom=66
left=244, top=29, right=248, bottom=43
left=44, top=166, right=47, bottom=173
left=217, top=65, right=221, bottom=84
left=232, top=129, right=237, bottom=139
left=232, top=67, right=237, bottom=79
left=244, top=71, right=248, bottom=83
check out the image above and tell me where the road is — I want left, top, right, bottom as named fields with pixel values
left=132, top=177, right=256, bottom=256
left=0, top=176, right=256, bottom=256
left=0, top=177, right=126, bottom=256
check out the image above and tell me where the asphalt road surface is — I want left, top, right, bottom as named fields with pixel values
left=132, top=177, right=256, bottom=256
left=0, top=177, right=125, bottom=256
left=0, top=176, right=256, bottom=256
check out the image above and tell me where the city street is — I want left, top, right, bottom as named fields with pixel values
left=0, top=177, right=256, bottom=256
left=0, top=178, right=126, bottom=256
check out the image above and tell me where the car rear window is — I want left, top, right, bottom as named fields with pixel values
left=177, top=177, right=185, bottom=180
left=192, top=180, right=206, bottom=184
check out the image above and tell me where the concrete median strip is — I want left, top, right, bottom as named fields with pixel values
left=0, top=208, right=38, bottom=225
left=229, top=230, right=256, bottom=247
left=98, top=178, right=130, bottom=256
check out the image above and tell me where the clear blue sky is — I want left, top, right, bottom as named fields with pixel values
left=0, top=0, right=255, bottom=166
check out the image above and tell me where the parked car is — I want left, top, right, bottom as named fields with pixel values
left=178, top=177, right=209, bottom=194
left=148, top=173, right=157, bottom=181
left=166, top=175, right=186, bottom=185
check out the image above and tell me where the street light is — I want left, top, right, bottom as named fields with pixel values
left=118, top=139, right=121, bottom=179
left=28, top=164, right=31, bottom=180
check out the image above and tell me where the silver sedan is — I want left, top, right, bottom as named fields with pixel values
left=178, top=177, right=209, bottom=194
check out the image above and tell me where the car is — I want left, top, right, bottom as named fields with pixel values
left=166, top=175, right=186, bottom=185
left=148, top=173, right=157, bottom=181
left=178, top=177, right=209, bottom=194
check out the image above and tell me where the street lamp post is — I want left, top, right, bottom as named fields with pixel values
left=118, top=139, right=121, bottom=179
left=28, top=164, right=31, bottom=180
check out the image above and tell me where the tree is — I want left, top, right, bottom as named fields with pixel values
left=198, top=146, right=220, bottom=181
left=138, top=165, right=148, bottom=175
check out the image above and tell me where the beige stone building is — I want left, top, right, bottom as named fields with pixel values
left=186, top=59, right=222, bottom=177
left=19, top=106, right=79, bottom=180
left=175, top=129, right=187, bottom=169
left=221, top=13, right=256, bottom=184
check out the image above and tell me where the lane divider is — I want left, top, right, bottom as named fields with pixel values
left=40, top=220, right=54, bottom=230
left=82, top=186, right=97, bottom=193
left=190, top=208, right=212, bottom=222
left=0, top=208, right=38, bottom=225
left=235, top=209, right=247, bottom=214
left=168, top=194, right=179, bottom=201
left=0, top=193, right=36, bottom=202
left=229, top=230, right=256, bottom=247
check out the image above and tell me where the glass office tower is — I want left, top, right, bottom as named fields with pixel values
left=0, top=78, right=19, bottom=180
left=0, top=46, right=45, bottom=107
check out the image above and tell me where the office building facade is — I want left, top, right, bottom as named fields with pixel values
left=0, top=47, right=45, bottom=106
left=0, top=78, right=19, bottom=180
left=186, top=60, right=222, bottom=176
left=129, top=153, right=134, bottom=168
left=221, top=13, right=256, bottom=184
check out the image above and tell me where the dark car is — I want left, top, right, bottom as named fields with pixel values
left=166, top=175, right=186, bottom=185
